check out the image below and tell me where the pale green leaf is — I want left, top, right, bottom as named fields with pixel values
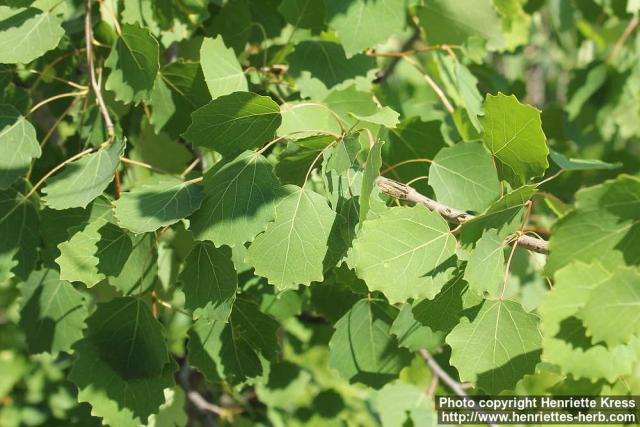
left=246, top=185, right=336, bottom=290
left=580, top=267, right=640, bottom=346
left=446, top=300, right=542, bottom=393
left=373, top=381, right=437, bottom=427
left=105, top=24, right=160, bottom=104
left=114, top=177, right=204, bottom=234
left=147, top=388, right=188, bottom=427
left=390, top=304, right=442, bottom=352
left=351, top=205, right=457, bottom=303
left=326, top=0, right=406, bottom=57
left=42, top=139, right=125, bottom=210
left=539, top=261, right=638, bottom=382
left=547, top=175, right=640, bottom=275
left=480, top=93, right=549, bottom=185
left=56, top=220, right=131, bottom=287
left=200, top=36, right=248, bottom=99
left=0, top=6, right=65, bottom=64
left=429, top=142, right=500, bottom=212
left=463, top=229, right=506, bottom=298
left=359, top=140, right=383, bottom=221
left=183, top=92, right=281, bottom=156
left=0, top=104, right=41, bottom=190
left=189, top=151, right=282, bottom=248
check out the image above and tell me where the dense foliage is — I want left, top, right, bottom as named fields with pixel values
left=1, top=0, right=640, bottom=426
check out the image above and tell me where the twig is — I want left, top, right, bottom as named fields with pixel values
left=368, top=44, right=462, bottom=58
left=23, top=148, right=94, bottom=200
left=24, top=69, right=88, bottom=90
left=374, top=29, right=420, bottom=84
left=177, top=362, right=233, bottom=424
left=419, top=349, right=468, bottom=397
left=381, top=158, right=432, bottom=175
left=376, top=176, right=549, bottom=254
left=39, top=97, right=81, bottom=148
left=27, top=91, right=87, bottom=116
left=500, top=236, right=520, bottom=300
left=419, top=349, right=499, bottom=427
left=180, top=158, right=201, bottom=178
left=85, top=0, right=115, bottom=138
left=607, top=16, right=638, bottom=64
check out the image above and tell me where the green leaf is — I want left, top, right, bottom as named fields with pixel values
left=70, top=342, right=175, bottom=427
left=463, top=230, right=506, bottom=298
left=105, top=24, right=160, bottom=104
left=324, top=85, right=399, bottom=127
left=326, top=0, right=406, bottom=57
left=208, top=0, right=252, bottom=55
left=549, top=150, right=621, bottom=171
left=114, top=177, right=204, bottom=234
left=87, top=297, right=171, bottom=379
left=386, top=118, right=447, bottom=193
left=0, top=104, right=41, bottom=190
left=278, top=0, right=326, bottom=30
left=188, top=296, right=279, bottom=385
left=480, top=93, right=549, bottom=186
left=183, top=92, right=281, bottom=156
left=0, top=5, right=65, bottom=64
left=108, top=232, right=157, bottom=296
left=580, top=267, right=640, bottom=346
left=417, top=0, right=504, bottom=50
left=69, top=297, right=175, bottom=426
left=200, top=36, right=248, bottom=99
left=287, top=41, right=375, bottom=89
left=130, top=121, right=193, bottom=173
left=429, top=143, right=500, bottom=212
left=412, top=272, right=483, bottom=336
left=547, top=175, right=640, bottom=275
left=0, top=182, right=38, bottom=282
left=56, top=219, right=131, bottom=287
left=565, top=63, right=608, bottom=120
left=42, top=139, right=125, bottom=210
left=18, top=268, right=87, bottom=355
left=246, top=185, right=337, bottom=290
left=351, top=205, right=457, bottom=303
left=390, top=304, right=442, bottom=352
left=446, top=300, right=542, bottom=393
left=179, top=242, right=237, bottom=320
left=460, top=184, right=537, bottom=245
left=539, top=261, right=638, bottom=382
left=359, top=140, right=383, bottom=221
left=189, top=150, right=282, bottom=248
left=147, top=388, right=188, bottom=427
left=329, top=299, right=411, bottom=388
left=325, top=133, right=361, bottom=175
left=373, top=381, right=437, bottom=427
left=149, top=61, right=210, bottom=139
